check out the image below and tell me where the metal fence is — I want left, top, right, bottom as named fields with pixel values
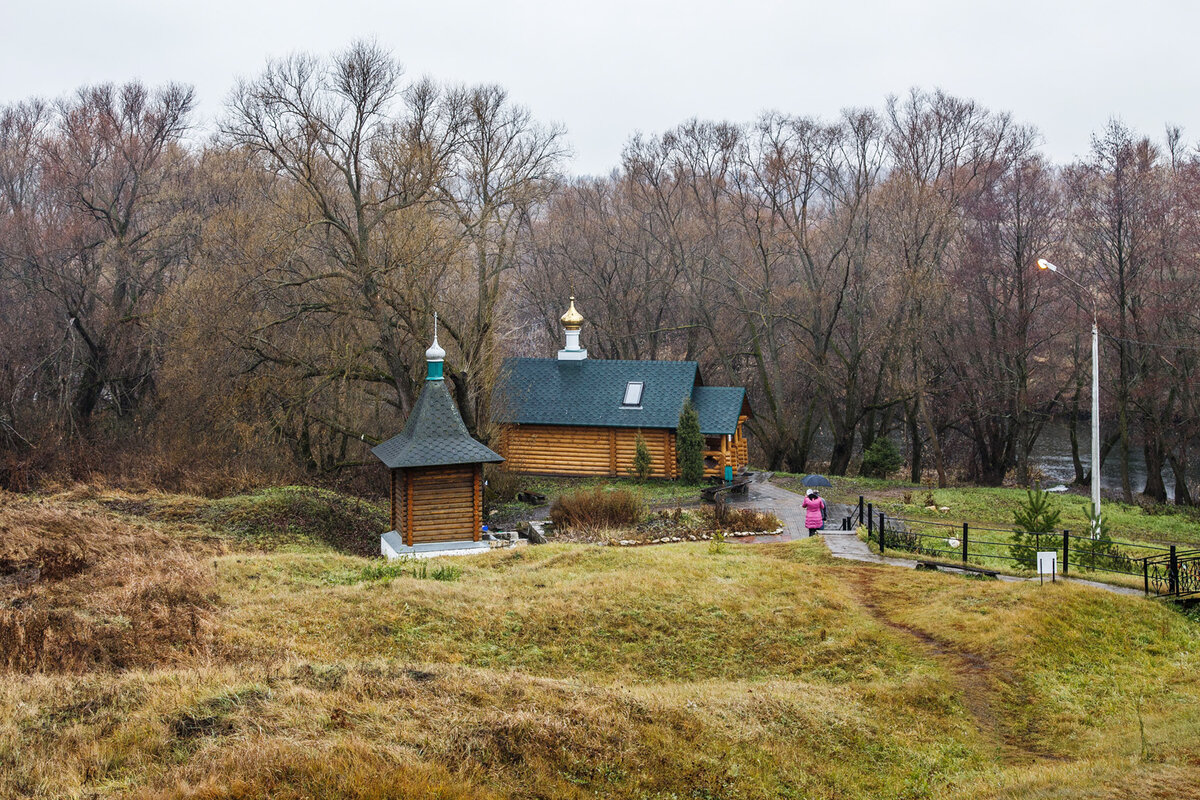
left=851, top=497, right=1200, bottom=599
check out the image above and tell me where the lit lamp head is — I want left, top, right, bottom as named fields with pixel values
left=1037, top=258, right=1059, bottom=273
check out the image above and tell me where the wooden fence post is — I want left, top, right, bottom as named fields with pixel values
left=879, top=512, right=886, bottom=554
left=962, top=522, right=969, bottom=564
left=1062, top=530, right=1069, bottom=575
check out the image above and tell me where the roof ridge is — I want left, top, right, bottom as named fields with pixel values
left=503, top=356, right=700, bottom=367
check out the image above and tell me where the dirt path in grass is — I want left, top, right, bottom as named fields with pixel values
left=847, top=567, right=1064, bottom=764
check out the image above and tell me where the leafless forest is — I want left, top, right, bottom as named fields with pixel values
left=1, top=42, right=1197, bottom=502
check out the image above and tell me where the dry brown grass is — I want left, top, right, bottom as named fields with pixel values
left=0, top=497, right=224, bottom=672
left=549, top=487, right=645, bottom=531
left=131, top=740, right=495, bottom=800
left=713, top=505, right=781, bottom=531
left=0, top=658, right=983, bottom=800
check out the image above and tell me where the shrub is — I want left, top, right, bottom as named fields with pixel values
left=882, top=527, right=928, bottom=556
left=632, top=432, right=653, bottom=480
left=860, top=437, right=902, bottom=478
left=676, top=400, right=704, bottom=484
left=708, top=528, right=727, bottom=554
left=483, top=465, right=523, bottom=508
left=716, top=507, right=781, bottom=532
left=1077, top=502, right=1135, bottom=573
left=1011, top=488, right=1062, bottom=570
left=549, top=488, right=645, bottom=531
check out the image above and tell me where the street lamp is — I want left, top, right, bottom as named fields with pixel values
left=1037, top=258, right=1101, bottom=537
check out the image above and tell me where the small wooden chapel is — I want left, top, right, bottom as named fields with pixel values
left=371, top=323, right=503, bottom=558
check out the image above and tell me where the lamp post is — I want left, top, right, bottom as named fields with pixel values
left=1037, top=258, right=1101, bottom=537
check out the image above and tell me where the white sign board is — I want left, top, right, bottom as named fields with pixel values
left=1037, top=551, right=1058, bottom=577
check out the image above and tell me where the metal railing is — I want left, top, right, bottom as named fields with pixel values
left=840, top=496, right=866, bottom=530
left=1144, top=548, right=1200, bottom=597
left=855, top=500, right=1200, bottom=598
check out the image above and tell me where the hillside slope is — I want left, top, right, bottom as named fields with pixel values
left=1, top=487, right=1197, bottom=799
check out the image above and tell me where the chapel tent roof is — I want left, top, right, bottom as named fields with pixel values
left=372, top=378, right=503, bottom=469
left=494, top=357, right=748, bottom=436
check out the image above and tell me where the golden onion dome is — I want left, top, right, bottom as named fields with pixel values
left=560, top=296, right=584, bottom=330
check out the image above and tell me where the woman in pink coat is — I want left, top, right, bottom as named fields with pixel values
left=802, top=490, right=826, bottom=536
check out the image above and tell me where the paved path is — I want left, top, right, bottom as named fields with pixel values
left=742, top=481, right=1143, bottom=597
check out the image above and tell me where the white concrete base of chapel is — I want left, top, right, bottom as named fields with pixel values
left=381, top=531, right=492, bottom=559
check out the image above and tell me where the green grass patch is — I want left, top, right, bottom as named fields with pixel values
left=857, top=519, right=1163, bottom=589
left=219, top=539, right=919, bottom=684
left=324, top=558, right=462, bottom=585
left=866, top=569, right=1200, bottom=762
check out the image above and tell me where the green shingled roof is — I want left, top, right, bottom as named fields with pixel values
left=691, top=386, right=748, bottom=437
left=372, top=379, right=503, bottom=469
left=495, top=358, right=747, bottom=436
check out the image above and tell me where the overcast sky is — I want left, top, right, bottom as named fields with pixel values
left=1, top=0, right=1193, bottom=176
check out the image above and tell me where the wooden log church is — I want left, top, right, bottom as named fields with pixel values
left=494, top=298, right=751, bottom=479
left=371, top=325, right=503, bottom=557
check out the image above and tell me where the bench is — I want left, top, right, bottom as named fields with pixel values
left=915, top=560, right=998, bottom=578
left=700, top=476, right=751, bottom=502
left=516, top=491, right=547, bottom=506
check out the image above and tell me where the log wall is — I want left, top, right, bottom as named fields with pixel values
left=499, top=425, right=675, bottom=478
left=409, top=465, right=477, bottom=544
left=391, top=464, right=479, bottom=544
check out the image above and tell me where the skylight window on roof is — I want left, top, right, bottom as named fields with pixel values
left=622, top=381, right=644, bottom=408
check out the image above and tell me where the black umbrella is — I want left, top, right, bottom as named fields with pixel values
left=801, top=474, right=832, bottom=488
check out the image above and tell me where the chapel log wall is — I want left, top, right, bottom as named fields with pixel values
left=390, top=464, right=478, bottom=544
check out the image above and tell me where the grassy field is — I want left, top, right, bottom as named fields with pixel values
left=1, top=485, right=1199, bottom=798
left=855, top=523, right=1163, bottom=592
left=776, top=472, right=1200, bottom=545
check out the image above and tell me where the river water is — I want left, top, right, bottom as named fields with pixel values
left=1028, top=421, right=1180, bottom=499
left=811, top=421, right=1186, bottom=499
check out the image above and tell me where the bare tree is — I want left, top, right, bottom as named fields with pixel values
left=223, top=41, right=470, bottom=467
left=940, top=155, right=1070, bottom=484
left=881, top=89, right=1024, bottom=485
left=435, top=85, right=567, bottom=435
left=0, top=82, right=195, bottom=434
